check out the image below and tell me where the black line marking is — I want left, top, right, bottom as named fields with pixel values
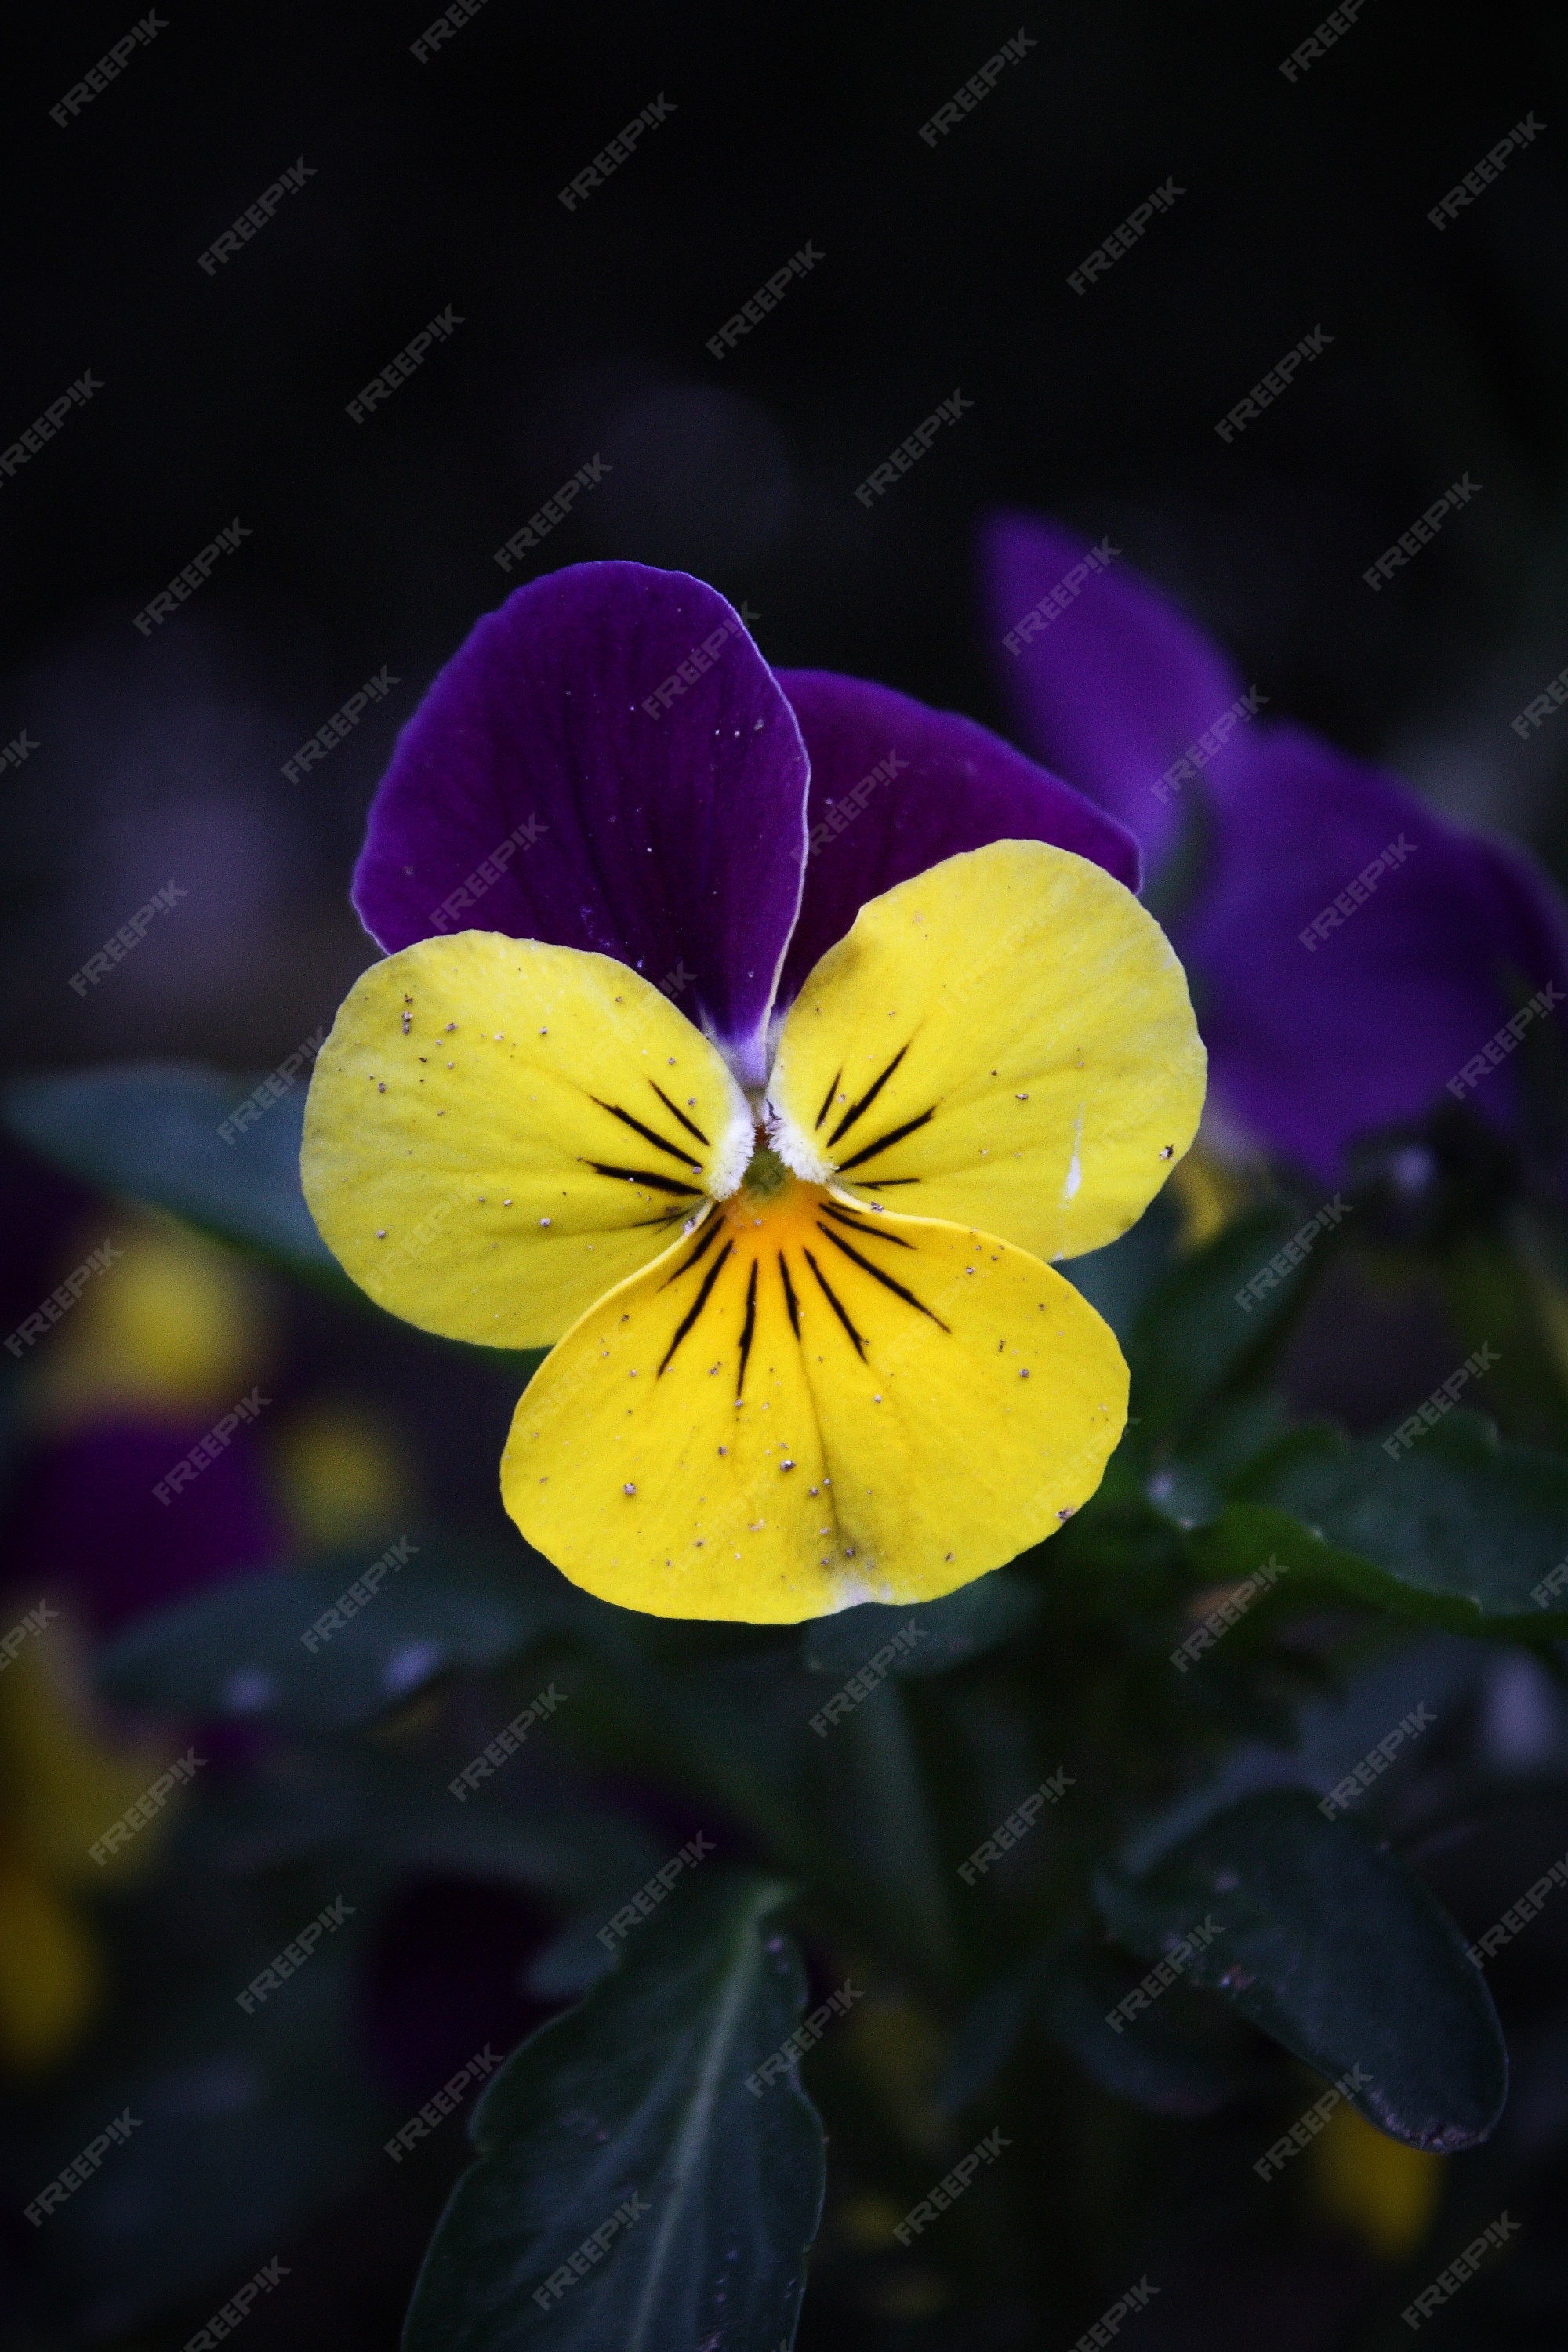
left=857, top=1177, right=920, bottom=1189
left=591, top=1098, right=700, bottom=1170
left=779, top=1252, right=801, bottom=1339
left=826, top=1044, right=909, bottom=1149
left=818, top=1221, right=950, bottom=1330
left=649, top=1082, right=710, bottom=1146
left=659, top=1215, right=723, bottom=1287
left=803, top=1247, right=867, bottom=1361
left=834, top=1107, right=936, bottom=1173
left=658, top=1240, right=734, bottom=1377
left=813, top=1068, right=842, bottom=1131
left=584, top=1160, right=702, bottom=1198
left=820, top=1200, right=913, bottom=1248
left=735, top=1259, right=759, bottom=1399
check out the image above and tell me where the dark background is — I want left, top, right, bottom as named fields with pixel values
left=2, top=8, right=1566, bottom=2344
left=3, top=1, right=1566, bottom=1089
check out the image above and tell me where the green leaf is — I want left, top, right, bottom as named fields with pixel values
left=1094, top=1791, right=1507, bottom=2151
left=403, top=1871, right=825, bottom=2352
left=800, top=1569, right=1039, bottom=1680
left=1189, top=1413, right=1568, bottom=1634
left=4, top=1062, right=339, bottom=1287
left=97, top=1535, right=566, bottom=1730
left=1125, top=1203, right=1327, bottom=1438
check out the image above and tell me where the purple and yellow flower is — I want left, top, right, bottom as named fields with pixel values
left=302, top=562, right=1203, bottom=1621
left=982, top=514, right=1568, bottom=1185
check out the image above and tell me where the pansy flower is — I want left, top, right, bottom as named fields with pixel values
left=982, top=514, right=1568, bottom=1185
left=302, top=563, right=1203, bottom=1621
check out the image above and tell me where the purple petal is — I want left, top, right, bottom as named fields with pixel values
left=979, top=512, right=1247, bottom=869
left=354, top=562, right=808, bottom=1084
left=774, top=669, right=1141, bottom=1010
left=1185, top=725, right=1568, bottom=1180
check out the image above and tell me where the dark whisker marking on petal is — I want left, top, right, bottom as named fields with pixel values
left=583, top=1160, right=702, bottom=1198
left=649, top=1082, right=710, bottom=1146
left=818, top=1222, right=950, bottom=1330
left=814, top=1068, right=842, bottom=1131
left=834, top=1107, right=936, bottom=1174
left=779, top=1252, right=801, bottom=1339
left=857, top=1177, right=920, bottom=1189
left=820, top=1201, right=913, bottom=1248
left=591, top=1097, right=702, bottom=1169
left=659, top=1214, right=723, bottom=1286
left=826, top=1044, right=909, bottom=1149
left=735, top=1259, right=759, bottom=1400
left=658, top=1240, right=735, bottom=1377
left=802, top=1248, right=867, bottom=1362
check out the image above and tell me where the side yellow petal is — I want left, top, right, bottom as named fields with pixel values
left=503, top=1168, right=1126, bottom=1622
left=302, top=933, right=752, bottom=1349
left=766, top=840, right=1206, bottom=1263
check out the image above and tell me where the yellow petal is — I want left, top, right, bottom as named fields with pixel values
left=766, top=840, right=1206, bottom=1263
left=503, top=1165, right=1126, bottom=1621
left=302, top=933, right=752, bottom=1348
left=0, top=1855, right=100, bottom=2072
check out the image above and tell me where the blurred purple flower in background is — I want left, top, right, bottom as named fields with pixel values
left=982, top=514, right=1568, bottom=1184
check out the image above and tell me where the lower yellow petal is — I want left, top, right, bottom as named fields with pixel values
left=767, top=840, right=1206, bottom=1265
left=303, top=933, right=750, bottom=1348
left=503, top=1165, right=1126, bottom=1622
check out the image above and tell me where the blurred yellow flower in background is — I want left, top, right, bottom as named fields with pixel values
left=1309, top=2100, right=1445, bottom=2259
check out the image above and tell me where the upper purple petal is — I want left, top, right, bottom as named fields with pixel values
left=354, top=562, right=808, bottom=1082
left=773, top=669, right=1141, bottom=1010
left=1185, top=725, right=1568, bottom=1181
left=980, top=512, right=1247, bottom=869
